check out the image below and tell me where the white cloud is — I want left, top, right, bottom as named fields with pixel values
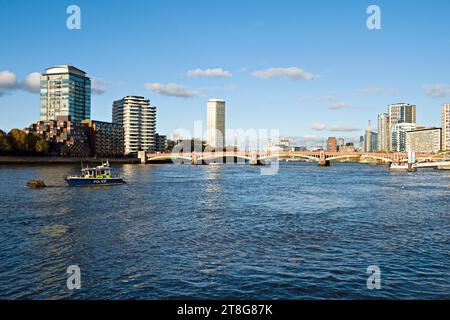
left=0, top=70, right=18, bottom=89
left=290, top=135, right=324, bottom=145
left=144, top=82, right=199, bottom=98
left=311, top=122, right=360, bottom=132
left=423, top=84, right=450, bottom=98
left=252, top=67, right=316, bottom=80
left=298, top=93, right=336, bottom=103
left=311, top=123, right=327, bottom=131
left=360, top=86, right=398, bottom=95
left=328, top=102, right=354, bottom=110
left=91, top=77, right=108, bottom=95
left=187, top=68, right=232, bottom=78
left=0, top=70, right=121, bottom=97
left=22, top=72, right=41, bottom=93
left=287, top=135, right=360, bottom=147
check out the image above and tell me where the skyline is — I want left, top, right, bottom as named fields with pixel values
left=1, top=0, right=450, bottom=147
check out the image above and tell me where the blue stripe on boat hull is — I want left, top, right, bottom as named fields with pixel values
left=66, top=178, right=125, bottom=187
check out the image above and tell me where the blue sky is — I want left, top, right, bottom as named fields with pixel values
left=0, top=0, right=449, bottom=146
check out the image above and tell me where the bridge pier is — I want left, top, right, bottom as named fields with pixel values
left=318, top=160, right=330, bottom=167
left=318, top=151, right=330, bottom=166
left=250, top=152, right=261, bottom=165
left=191, top=152, right=200, bottom=165
left=138, top=151, right=147, bottom=164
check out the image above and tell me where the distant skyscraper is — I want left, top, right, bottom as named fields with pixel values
left=337, top=138, right=345, bottom=148
left=327, top=137, right=337, bottom=152
left=364, top=120, right=378, bottom=152
left=112, top=96, right=156, bottom=155
left=388, top=103, right=416, bottom=126
left=40, top=65, right=91, bottom=121
left=377, top=113, right=390, bottom=151
left=391, top=123, right=416, bottom=152
left=442, top=104, right=450, bottom=150
left=206, top=99, right=226, bottom=149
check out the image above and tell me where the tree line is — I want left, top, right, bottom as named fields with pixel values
left=0, top=128, right=49, bottom=155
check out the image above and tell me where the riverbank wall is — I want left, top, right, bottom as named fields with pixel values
left=0, top=156, right=139, bottom=165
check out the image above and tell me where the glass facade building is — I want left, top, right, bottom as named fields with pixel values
left=40, top=66, right=91, bottom=122
left=391, top=123, right=417, bottom=152
left=206, top=99, right=226, bottom=149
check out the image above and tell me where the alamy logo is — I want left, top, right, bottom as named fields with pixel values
left=367, top=265, right=381, bottom=290
left=366, top=5, right=382, bottom=30
left=67, top=265, right=81, bottom=290
left=66, top=5, right=81, bottom=30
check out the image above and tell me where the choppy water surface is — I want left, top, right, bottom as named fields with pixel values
left=0, top=163, right=449, bottom=299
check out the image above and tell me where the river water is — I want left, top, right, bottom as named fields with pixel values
left=0, top=163, right=449, bottom=299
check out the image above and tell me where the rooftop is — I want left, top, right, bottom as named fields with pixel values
left=208, top=98, right=226, bottom=103
left=45, top=65, right=87, bottom=76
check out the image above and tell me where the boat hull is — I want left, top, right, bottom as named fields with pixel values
left=65, top=177, right=125, bottom=187
left=389, top=165, right=416, bottom=172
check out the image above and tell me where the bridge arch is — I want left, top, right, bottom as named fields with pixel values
left=258, top=153, right=318, bottom=162
left=326, top=154, right=361, bottom=161
left=362, top=155, right=395, bottom=163
left=147, top=155, right=192, bottom=162
left=198, top=154, right=251, bottom=162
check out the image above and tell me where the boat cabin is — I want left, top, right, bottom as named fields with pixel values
left=81, top=166, right=112, bottom=179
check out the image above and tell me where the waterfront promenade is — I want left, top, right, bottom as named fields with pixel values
left=0, top=156, right=139, bottom=165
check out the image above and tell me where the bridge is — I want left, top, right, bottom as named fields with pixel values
left=138, top=150, right=449, bottom=167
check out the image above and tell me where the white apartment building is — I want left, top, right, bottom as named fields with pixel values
left=112, top=96, right=156, bottom=155
left=206, top=99, right=226, bottom=149
left=442, top=104, right=450, bottom=150
left=406, top=128, right=442, bottom=154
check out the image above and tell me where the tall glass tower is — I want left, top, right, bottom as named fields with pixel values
left=40, top=65, right=91, bottom=121
left=207, top=99, right=226, bottom=149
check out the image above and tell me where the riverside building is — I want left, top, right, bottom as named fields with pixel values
left=377, top=113, right=390, bottom=152
left=81, top=120, right=125, bottom=157
left=327, top=137, right=337, bottom=152
left=442, top=104, right=450, bottom=150
left=406, top=127, right=442, bottom=154
left=206, top=99, right=226, bottom=149
left=388, top=103, right=416, bottom=126
left=391, top=123, right=417, bottom=152
left=112, top=96, right=156, bottom=155
left=40, top=65, right=91, bottom=122
left=364, top=121, right=378, bottom=152
left=26, top=116, right=90, bottom=156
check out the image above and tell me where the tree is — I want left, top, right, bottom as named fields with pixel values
left=7, top=129, right=27, bottom=154
left=0, top=130, right=12, bottom=154
left=35, top=136, right=49, bottom=154
left=25, top=133, right=38, bottom=153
